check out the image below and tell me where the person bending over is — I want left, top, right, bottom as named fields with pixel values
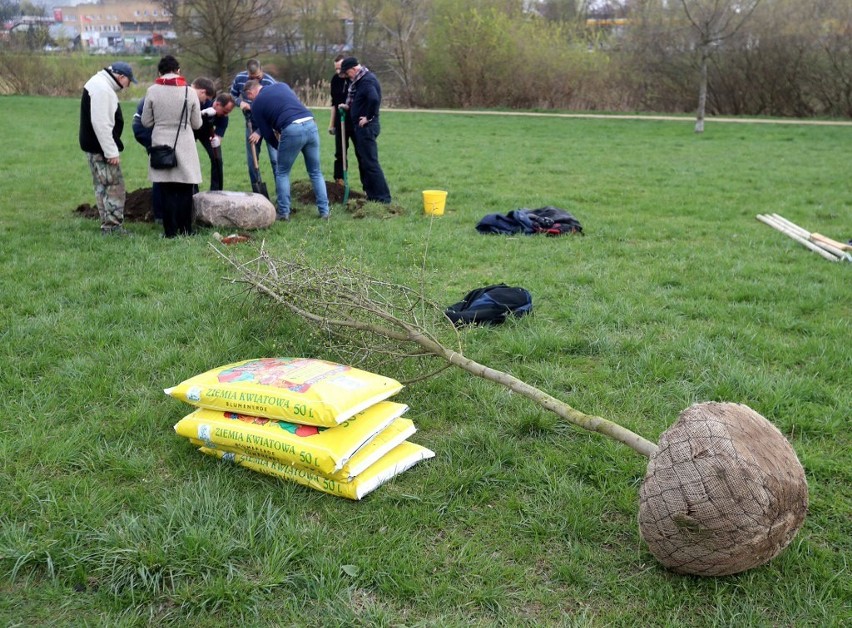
left=244, top=79, right=329, bottom=221
left=192, top=77, right=235, bottom=191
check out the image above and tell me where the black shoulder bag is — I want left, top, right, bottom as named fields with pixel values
left=149, top=87, right=188, bottom=169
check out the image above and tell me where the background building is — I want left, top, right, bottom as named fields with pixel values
left=53, top=1, right=174, bottom=52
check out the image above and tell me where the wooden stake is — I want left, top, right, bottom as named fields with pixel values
left=769, top=215, right=850, bottom=261
left=811, top=232, right=852, bottom=253
left=771, top=214, right=810, bottom=238
left=756, top=215, right=840, bottom=262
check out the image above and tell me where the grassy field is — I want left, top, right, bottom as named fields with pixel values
left=0, top=94, right=849, bottom=626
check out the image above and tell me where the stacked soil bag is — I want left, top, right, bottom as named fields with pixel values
left=166, top=358, right=433, bottom=499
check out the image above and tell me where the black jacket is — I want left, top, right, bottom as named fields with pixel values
left=348, top=71, right=382, bottom=123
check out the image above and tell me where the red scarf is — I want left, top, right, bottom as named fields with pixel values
left=155, top=75, right=187, bottom=86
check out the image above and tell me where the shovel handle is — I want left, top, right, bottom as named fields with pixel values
left=247, top=118, right=261, bottom=171
left=338, top=107, right=347, bottom=172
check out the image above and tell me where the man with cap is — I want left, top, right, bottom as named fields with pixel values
left=229, top=59, right=278, bottom=197
left=338, top=56, right=391, bottom=204
left=79, top=61, right=137, bottom=235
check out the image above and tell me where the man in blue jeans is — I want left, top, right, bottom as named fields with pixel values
left=244, top=79, right=330, bottom=221
left=338, top=57, right=391, bottom=204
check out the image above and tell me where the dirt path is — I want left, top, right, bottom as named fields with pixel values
left=389, top=108, right=852, bottom=127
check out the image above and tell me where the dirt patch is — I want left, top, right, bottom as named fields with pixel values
left=293, top=180, right=405, bottom=219
left=315, top=180, right=365, bottom=205
left=75, top=187, right=154, bottom=222
left=75, top=182, right=404, bottom=222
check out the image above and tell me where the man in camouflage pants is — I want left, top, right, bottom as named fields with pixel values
left=79, top=62, right=136, bottom=235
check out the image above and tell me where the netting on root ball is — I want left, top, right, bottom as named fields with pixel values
left=638, top=402, right=808, bottom=576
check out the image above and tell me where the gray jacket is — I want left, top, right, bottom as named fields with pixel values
left=141, top=76, right=203, bottom=184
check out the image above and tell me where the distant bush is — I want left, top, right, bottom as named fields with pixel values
left=0, top=52, right=194, bottom=100
left=418, top=4, right=622, bottom=110
left=0, top=52, right=96, bottom=96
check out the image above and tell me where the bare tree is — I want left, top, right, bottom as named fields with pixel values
left=343, top=0, right=384, bottom=59
left=678, top=0, right=761, bottom=132
left=377, top=0, right=432, bottom=105
left=274, top=0, right=345, bottom=82
left=161, top=0, right=277, bottom=88
left=810, top=0, right=852, bottom=117
left=620, top=0, right=695, bottom=112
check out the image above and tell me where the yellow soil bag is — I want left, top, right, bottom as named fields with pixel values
left=179, top=405, right=415, bottom=480
left=188, top=414, right=414, bottom=481
left=165, top=358, right=403, bottom=427
left=198, top=441, right=435, bottom=500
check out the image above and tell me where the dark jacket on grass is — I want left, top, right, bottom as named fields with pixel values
left=476, top=207, right=583, bottom=236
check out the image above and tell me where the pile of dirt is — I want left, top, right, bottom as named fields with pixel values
left=318, top=180, right=364, bottom=205
left=293, top=181, right=405, bottom=219
left=75, top=182, right=403, bottom=222
left=75, top=187, right=154, bottom=222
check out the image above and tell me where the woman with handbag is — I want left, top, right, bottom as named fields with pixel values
left=141, top=55, right=202, bottom=238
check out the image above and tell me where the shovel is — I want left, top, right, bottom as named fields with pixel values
left=247, top=118, right=269, bottom=199
left=339, top=107, right=349, bottom=206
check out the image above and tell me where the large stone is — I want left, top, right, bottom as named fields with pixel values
left=194, top=191, right=276, bottom=229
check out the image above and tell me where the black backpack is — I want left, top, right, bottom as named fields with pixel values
left=445, top=284, right=533, bottom=325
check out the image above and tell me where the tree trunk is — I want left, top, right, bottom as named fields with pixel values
left=695, top=46, right=709, bottom=133
left=430, top=340, right=660, bottom=458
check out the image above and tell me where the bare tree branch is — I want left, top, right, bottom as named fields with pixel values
left=213, top=243, right=659, bottom=458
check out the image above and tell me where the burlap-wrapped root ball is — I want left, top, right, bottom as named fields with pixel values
left=638, top=402, right=808, bottom=576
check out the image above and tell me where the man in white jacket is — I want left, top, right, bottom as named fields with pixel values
left=79, top=62, right=136, bottom=235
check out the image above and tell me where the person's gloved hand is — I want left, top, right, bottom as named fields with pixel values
left=201, top=107, right=216, bottom=118
left=210, top=135, right=221, bottom=148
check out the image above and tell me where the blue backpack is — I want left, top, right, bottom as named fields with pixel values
left=445, top=284, right=533, bottom=326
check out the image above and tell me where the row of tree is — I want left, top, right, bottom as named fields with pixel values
left=3, top=1, right=850, bottom=121
left=163, top=0, right=849, bottom=121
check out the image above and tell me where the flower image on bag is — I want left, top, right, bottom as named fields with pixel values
left=174, top=401, right=411, bottom=476
left=165, top=357, right=404, bottom=427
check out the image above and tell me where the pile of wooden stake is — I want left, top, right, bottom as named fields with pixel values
left=756, top=213, right=852, bottom=262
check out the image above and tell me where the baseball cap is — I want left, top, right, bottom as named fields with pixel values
left=340, top=57, right=359, bottom=72
left=110, top=62, right=137, bottom=84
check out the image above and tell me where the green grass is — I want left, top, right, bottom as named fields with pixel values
left=1, top=94, right=850, bottom=626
